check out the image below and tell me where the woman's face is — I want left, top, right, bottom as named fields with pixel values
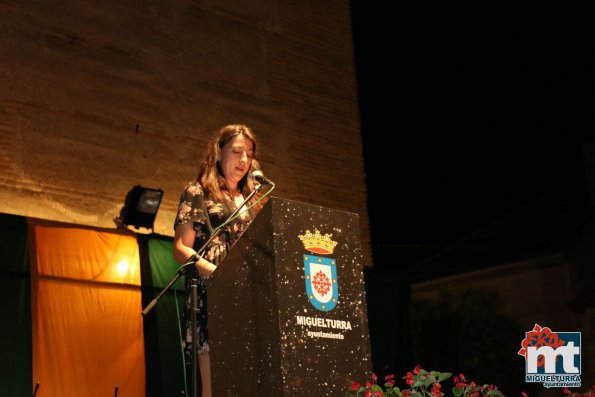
left=219, top=134, right=254, bottom=187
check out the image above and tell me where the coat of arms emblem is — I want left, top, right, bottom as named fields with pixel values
left=299, top=230, right=339, bottom=312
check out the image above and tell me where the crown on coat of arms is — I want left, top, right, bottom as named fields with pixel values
left=298, top=229, right=338, bottom=255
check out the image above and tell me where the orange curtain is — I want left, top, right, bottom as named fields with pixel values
left=30, top=222, right=145, bottom=396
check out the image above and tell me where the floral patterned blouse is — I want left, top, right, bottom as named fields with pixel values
left=174, top=181, right=254, bottom=275
left=174, top=180, right=255, bottom=355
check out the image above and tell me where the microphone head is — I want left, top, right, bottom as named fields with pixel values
left=251, top=170, right=274, bottom=185
left=251, top=170, right=265, bottom=182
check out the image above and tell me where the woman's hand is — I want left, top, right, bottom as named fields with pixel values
left=195, top=257, right=217, bottom=276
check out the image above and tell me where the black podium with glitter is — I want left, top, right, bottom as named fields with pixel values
left=208, top=197, right=372, bottom=397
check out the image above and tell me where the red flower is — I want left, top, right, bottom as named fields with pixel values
left=385, top=374, right=395, bottom=386
left=431, top=382, right=442, bottom=397
left=453, top=375, right=466, bottom=388
left=366, top=381, right=372, bottom=388
left=405, top=372, right=414, bottom=385
left=521, top=391, right=529, bottom=397
left=365, top=392, right=372, bottom=397
left=413, top=365, right=422, bottom=374
left=372, top=373, right=378, bottom=382
left=402, top=391, right=409, bottom=397
left=351, top=381, right=360, bottom=391
left=563, top=388, right=570, bottom=394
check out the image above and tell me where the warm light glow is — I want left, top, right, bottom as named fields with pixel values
left=116, top=259, right=129, bottom=275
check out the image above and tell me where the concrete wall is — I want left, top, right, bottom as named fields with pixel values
left=0, top=0, right=372, bottom=264
left=412, top=254, right=578, bottom=329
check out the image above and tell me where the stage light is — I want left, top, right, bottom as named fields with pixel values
left=116, top=259, right=129, bottom=275
left=119, top=185, right=163, bottom=232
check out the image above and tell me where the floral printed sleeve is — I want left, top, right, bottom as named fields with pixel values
left=174, top=182, right=207, bottom=230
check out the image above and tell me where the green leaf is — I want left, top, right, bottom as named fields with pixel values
left=423, top=377, right=436, bottom=387
left=412, top=392, right=423, bottom=397
left=438, top=372, right=452, bottom=382
left=413, top=380, right=425, bottom=388
left=452, top=386, right=464, bottom=397
left=372, top=384, right=383, bottom=392
left=486, top=391, right=503, bottom=396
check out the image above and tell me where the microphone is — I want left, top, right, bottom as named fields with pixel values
left=251, top=170, right=275, bottom=186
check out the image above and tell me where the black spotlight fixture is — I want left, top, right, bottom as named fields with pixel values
left=119, top=185, right=164, bottom=232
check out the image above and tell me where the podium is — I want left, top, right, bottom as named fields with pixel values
left=208, top=197, right=372, bottom=396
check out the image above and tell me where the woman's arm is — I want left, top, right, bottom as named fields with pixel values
left=173, top=223, right=217, bottom=276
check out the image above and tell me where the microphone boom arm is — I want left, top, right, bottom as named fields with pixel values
left=141, top=183, right=265, bottom=316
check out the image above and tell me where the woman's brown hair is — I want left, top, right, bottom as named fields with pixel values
left=197, top=124, right=258, bottom=202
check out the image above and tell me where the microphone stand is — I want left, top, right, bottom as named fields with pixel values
left=141, top=182, right=267, bottom=397
left=32, top=382, right=40, bottom=397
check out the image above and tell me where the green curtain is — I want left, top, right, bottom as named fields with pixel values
left=139, top=235, right=187, bottom=397
left=0, top=214, right=32, bottom=396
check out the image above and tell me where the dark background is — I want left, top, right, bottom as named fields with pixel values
left=351, top=2, right=594, bottom=279
left=350, top=2, right=595, bottom=389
